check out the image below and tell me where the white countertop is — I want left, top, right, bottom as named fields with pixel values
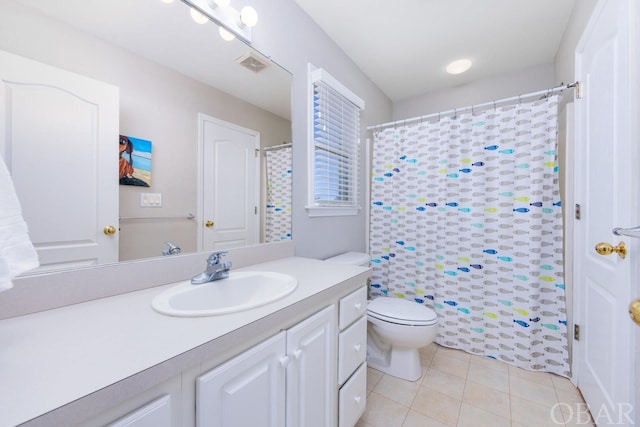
left=0, top=257, right=370, bottom=427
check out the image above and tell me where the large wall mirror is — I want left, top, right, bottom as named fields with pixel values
left=0, top=0, right=292, bottom=274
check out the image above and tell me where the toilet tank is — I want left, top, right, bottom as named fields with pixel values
left=325, top=251, right=370, bottom=267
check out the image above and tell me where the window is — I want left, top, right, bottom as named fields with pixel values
left=307, top=66, right=365, bottom=217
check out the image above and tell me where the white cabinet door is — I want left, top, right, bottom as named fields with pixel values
left=197, top=332, right=286, bottom=427
left=286, top=305, right=337, bottom=427
left=0, top=50, right=119, bottom=271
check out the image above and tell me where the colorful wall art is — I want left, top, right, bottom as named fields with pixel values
left=119, top=135, right=152, bottom=187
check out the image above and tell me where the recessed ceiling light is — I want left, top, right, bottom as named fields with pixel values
left=446, top=59, right=472, bottom=75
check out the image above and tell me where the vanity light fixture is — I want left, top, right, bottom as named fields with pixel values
left=446, top=59, right=473, bottom=75
left=183, top=0, right=258, bottom=43
left=160, top=0, right=175, bottom=3
left=209, top=0, right=231, bottom=7
left=190, top=7, right=210, bottom=24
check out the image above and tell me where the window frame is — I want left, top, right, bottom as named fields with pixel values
left=306, top=65, right=365, bottom=217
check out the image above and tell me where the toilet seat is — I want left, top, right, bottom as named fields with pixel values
left=367, top=297, right=438, bottom=326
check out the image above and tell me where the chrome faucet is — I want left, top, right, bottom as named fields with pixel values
left=162, top=241, right=181, bottom=256
left=191, top=251, right=232, bottom=285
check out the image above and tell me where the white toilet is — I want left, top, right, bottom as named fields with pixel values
left=325, top=252, right=439, bottom=381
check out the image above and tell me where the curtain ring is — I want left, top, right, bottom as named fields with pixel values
left=493, top=100, right=497, bottom=110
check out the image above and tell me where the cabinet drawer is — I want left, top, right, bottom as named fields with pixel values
left=339, top=286, right=367, bottom=330
left=338, top=316, right=367, bottom=385
left=107, top=395, right=171, bottom=427
left=338, top=363, right=367, bottom=427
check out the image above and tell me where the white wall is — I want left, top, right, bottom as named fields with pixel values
left=393, top=63, right=555, bottom=121
left=554, top=0, right=599, bottom=85
left=244, top=0, right=393, bottom=259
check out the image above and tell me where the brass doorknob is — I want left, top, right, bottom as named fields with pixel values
left=629, top=299, right=640, bottom=326
left=205, top=220, right=214, bottom=228
left=103, top=225, right=117, bottom=236
left=594, top=241, right=626, bottom=259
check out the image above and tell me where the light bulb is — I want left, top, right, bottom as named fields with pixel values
left=446, top=59, right=472, bottom=75
left=190, top=8, right=209, bottom=24
left=240, top=6, right=258, bottom=27
left=160, top=0, right=175, bottom=3
left=219, top=27, right=236, bottom=41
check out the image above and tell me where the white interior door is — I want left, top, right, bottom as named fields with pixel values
left=574, top=0, right=638, bottom=424
left=198, top=114, right=259, bottom=251
left=0, top=50, right=119, bottom=271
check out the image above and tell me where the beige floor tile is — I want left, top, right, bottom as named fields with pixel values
left=466, top=362, right=510, bottom=393
left=550, top=374, right=577, bottom=392
left=510, top=375, right=559, bottom=408
left=430, top=352, right=470, bottom=379
left=468, top=354, right=510, bottom=374
left=508, top=364, right=555, bottom=387
left=457, top=403, right=511, bottom=427
left=420, top=346, right=437, bottom=367
left=462, top=381, right=511, bottom=419
left=555, top=387, right=586, bottom=406
left=511, top=395, right=565, bottom=427
left=355, top=420, right=375, bottom=427
left=559, top=402, right=594, bottom=426
left=367, top=367, right=384, bottom=395
left=436, top=345, right=472, bottom=362
left=373, top=374, right=421, bottom=407
left=422, top=367, right=466, bottom=400
left=361, top=392, right=410, bottom=427
left=402, top=410, right=449, bottom=427
left=411, top=387, right=461, bottom=426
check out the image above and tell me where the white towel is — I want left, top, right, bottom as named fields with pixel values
left=0, top=156, right=39, bottom=291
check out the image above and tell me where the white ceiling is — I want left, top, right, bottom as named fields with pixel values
left=294, top=0, right=576, bottom=102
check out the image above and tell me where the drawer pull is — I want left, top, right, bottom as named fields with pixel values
left=354, top=395, right=362, bottom=404
left=355, top=302, right=362, bottom=311
left=354, top=344, right=361, bottom=352
left=279, top=355, right=290, bottom=368
left=293, top=349, right=303, bottom=360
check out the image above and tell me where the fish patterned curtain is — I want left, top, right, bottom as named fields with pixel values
left=265, top=146, right=292, bottom=242
left=369, top=96, right=569, bottom=376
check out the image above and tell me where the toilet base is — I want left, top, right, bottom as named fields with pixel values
left=367, top=347, right=422, bottom=381
left=366, top=329, right=422, bottom=381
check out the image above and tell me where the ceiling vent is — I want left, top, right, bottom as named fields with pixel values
left=236, top=52, right=270, bottom=73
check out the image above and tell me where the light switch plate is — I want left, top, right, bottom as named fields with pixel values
left=140, top=192, right=162, bottom=207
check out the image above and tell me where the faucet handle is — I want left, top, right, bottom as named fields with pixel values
left=207, top=250, right=228, bottom=265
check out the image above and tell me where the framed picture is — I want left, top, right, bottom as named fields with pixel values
left=119, top=135, right=152, bottom=187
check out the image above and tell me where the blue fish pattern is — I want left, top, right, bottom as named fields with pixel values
left=369, top=95, right=569, bottom=377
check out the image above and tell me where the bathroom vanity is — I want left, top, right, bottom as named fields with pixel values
left=0, top=247, right=370, bottom=427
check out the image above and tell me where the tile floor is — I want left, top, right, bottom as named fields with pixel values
left=356, top=343, right=594, bottom=427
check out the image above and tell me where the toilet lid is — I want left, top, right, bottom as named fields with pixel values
left=367, top=297, right=438, bottom=325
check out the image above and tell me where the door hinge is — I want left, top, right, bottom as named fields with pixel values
left=255, top=148, right=260, bottom=158
left=575, top=81, right=584, bottom=99
left=575, top=204, right=581, bottom=220
left=574, top=324, right=580, bottom=341
left=254, top=206, right=257, bottom=214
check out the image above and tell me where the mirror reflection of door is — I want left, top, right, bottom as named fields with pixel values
left=0, top=50, right=119, bottom=271
left=198, top=114, right=259, bottom=251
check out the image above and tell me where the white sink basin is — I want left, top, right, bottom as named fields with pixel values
left=152, top=271, right=298, bottom=317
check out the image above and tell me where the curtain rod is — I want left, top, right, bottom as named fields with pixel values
left=263, top=142, right=292, bottom=151
left=367, top=82, right=578, bottom=131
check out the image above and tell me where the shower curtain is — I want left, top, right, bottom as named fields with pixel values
left=369, top=96, right=569, bottom=377
left=265, top=146, right=292, bottom=242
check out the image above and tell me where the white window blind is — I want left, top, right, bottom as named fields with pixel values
left=309, top=68, right=364, bottom=216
